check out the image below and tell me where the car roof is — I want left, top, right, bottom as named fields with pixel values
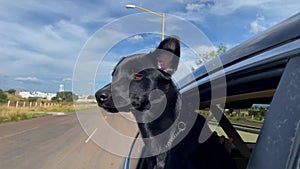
left=186, top=13, right=300, bottom=86
left=220, top=13, right=300, bottom=68
left=178, top=13, right=300, bottom=108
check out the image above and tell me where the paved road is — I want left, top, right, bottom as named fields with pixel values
left=0, top=109, right=261, bottom=169
left=0, top=109, right=138, bottom=169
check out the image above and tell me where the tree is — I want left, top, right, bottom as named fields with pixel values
left=6, top=89, right=16, bottom=95
left=0, top=89, right=8, bottom=103
left=52, top=91, right=78, bottom=102
left=196, top=43, right=227, bottom=66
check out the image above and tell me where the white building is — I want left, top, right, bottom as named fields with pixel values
left=18, top=91, right=57, bottom=100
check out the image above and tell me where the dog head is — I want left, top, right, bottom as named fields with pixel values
left=95, top=36, right=180, bottom=113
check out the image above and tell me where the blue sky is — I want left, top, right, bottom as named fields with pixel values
left=0, top=0, right=299, bottom=94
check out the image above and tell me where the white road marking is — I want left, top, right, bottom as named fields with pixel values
left=47, top=112, right=66, bottom=116
left=0, top=127, right=39, bottom=140
left=85, top=128, right=98, bottom=143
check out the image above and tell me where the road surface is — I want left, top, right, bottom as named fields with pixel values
left=0, top=109, right=138, bottom=169
left=0, top=109, right=259, bottom=169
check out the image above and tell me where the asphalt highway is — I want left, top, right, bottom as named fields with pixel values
left=0, top=109, right=138, bottom=169
left=0, top=109, right=259, bottom=169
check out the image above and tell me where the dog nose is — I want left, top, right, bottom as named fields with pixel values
left=99, top=93, right=108, bottom=102
left=95, top=90, right=109, bottom=104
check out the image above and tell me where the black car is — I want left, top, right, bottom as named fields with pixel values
left=124, top=13, right=300, bottom=169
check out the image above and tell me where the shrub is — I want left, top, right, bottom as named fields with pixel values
left=0, top=89, right=8, bottom=103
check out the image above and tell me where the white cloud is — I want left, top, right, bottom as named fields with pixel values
left=249, top=20, right=266, bottom=34
left=186, top=3, right=206, bottom=12
left=209, top=0, right=271, bottom=15
left=0, top=1, right=115, bottom=26
left=0, top=0, right=299, bottom=93
left=48, top=20, right=88, bottom=40
left=249, top=15, right=267, bottom=34
left=178, top=45, right=216, bottom=74
left=127, top=35, right=144, bottom=42
left=62, top=78, right=72, bottom=82
left=258, top=1, right=300, bottom=20
left=51, top=77, right=72, bottom=85
left=208, top=0, right=300, bottom=23
left=194, top=45, right=216, bottom=55
left=0, top=18, right=88, bottom=78
left=15, top=77, right=43, bottom=83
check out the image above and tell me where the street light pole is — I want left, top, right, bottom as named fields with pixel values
left=126, top=4, right=165, bottom=40
left=162, top=13, right=165, bottom=41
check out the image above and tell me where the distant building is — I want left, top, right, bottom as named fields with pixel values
left=17, top=91, right=56, bottom=100
left=17, top=91, right=31, bottom=99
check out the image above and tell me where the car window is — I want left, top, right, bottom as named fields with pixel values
left=197, top=104, right=268, bottom=143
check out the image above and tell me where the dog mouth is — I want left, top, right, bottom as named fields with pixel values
left=98, top=102, right=132, bottom=113
left=97, top=102, right=118, bottom=112
left=100, top=107, right=119, bottom=113
left=130, top=95, right=151, bottom=112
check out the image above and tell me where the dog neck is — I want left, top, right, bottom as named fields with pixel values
left=133, top=89, right=181, bottom=169
left=136, top=88, right=179, bottom=138
left=137, top=106, right=177, bottom=138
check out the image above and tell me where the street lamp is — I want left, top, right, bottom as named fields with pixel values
left=126, top=4, right=165, bottom=40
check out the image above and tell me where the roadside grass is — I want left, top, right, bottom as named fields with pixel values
left=0, top=103, right=82, bottom=124
left=0, top=107, right=47, bottom=124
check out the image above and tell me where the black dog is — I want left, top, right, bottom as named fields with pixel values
left=95, top=37, right=236, bottom=169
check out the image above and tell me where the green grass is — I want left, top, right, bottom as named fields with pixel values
left=0, top=111, right=49, bottom=124
left=0, top=103, right=97, bottom=124
left=0, top=104, right=74, bottom=124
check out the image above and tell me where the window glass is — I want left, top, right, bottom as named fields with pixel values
left=198, top=104, right=269, bottom=143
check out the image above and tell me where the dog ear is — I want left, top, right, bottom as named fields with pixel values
left=155, top=36, right=180, bottom=75
left=157, top=69, right=172, bottom=81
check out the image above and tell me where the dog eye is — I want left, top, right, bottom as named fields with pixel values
left=133, top=73, right=143, bottom=80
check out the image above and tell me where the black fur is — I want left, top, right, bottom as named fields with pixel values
left=95, top=37, right=236, bottom=169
